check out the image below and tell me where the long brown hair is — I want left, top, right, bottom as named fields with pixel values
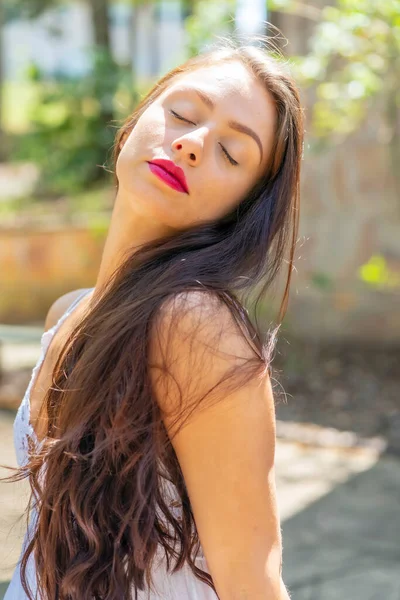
left=1, top=37, right=304, bottom=599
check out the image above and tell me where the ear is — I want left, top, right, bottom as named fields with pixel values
left=119, top=131, right=130, bottom=151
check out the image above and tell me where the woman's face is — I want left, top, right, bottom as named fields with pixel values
left=116, top=60, right=277, bottom=230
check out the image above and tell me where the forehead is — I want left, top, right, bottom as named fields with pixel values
left=171, top=61, right=255, bottom=94
left=161, top=61, right=274, bottom=118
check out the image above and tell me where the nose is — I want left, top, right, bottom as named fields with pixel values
left=171, top=132, right=204, bottom=165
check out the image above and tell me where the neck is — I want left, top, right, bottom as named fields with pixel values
left=93, top=189, right=176, bottom=301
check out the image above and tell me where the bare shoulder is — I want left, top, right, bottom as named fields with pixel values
left=149, top=288, right=268, bottom=434
left=44, top=288, right=92, bottom=331
left=152, top=289, right=258, bottom=361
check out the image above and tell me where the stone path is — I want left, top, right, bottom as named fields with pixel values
left=277, top=442, right=400, bottom=599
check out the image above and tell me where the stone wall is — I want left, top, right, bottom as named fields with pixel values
left=0, top=226, right=105, bottom=323
left=269, top=6, right=400, bottom=343
left=280, top=127, right=400, bottom=343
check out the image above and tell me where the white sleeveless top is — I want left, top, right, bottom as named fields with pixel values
left=5, top=288, right=216, bottom=599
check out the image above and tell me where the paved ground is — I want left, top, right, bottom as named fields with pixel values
left=1, top=333, right=399, bottom=599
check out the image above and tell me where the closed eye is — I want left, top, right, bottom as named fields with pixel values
left=170, top=110, right=239, bottom=166
left=170, top=109, right=196, bottom=126
left=218, top=143, right=238, bottom=166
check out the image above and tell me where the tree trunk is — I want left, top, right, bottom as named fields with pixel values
left=87, top=0, right=111, bottom=52
left=129, top=3, right=137, bottom=81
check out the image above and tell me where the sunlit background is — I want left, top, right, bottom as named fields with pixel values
left=0, top=1, right=399, bottom=598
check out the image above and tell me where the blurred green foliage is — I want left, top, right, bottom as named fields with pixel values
left=3, top=0, right=142, bottom=195
left=358, top=255, right=400, bottom=289
left=299, top=0, right=399, bottom=140
left=10, top=50, right=138, bottom=196
left=270, top=0, right=400, bottom=140
left=269, top=0, right=400, bottom=202
left=184, top=0, right=236, bottom=56
left=310, top=272, right=334, bottom=292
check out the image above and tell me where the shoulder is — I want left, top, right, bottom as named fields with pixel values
left=149, top=290, right=267, bottom=432
left=151, top=290, right=257, bottom=369
left=44, top=288, right=92, bottom=331
left=154, top=289, right=254, bottom=347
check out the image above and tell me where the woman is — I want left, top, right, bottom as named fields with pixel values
left=3, top=37, right=303, bottom=599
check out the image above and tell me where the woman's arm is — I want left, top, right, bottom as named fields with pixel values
left=149, top=292, right=289, bottom=599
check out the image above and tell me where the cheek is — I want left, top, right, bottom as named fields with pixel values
left=196, top=177, right=249, bottom=221
left=209, top=173, right=252, bottom=203
left=116, top=116, right=166, bottom=180
left=121, top=110, right=166, bottom=158
left=134, top=108, right=166, bottom=146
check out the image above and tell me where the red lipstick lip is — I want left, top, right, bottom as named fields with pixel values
left=147, top=159, right=189, bottom=194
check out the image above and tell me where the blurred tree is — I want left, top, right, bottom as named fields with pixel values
left=87, top=0, right=115, bottom=133
left=127, top=0, right=156, bottom=89
left=11, top=53, right=121, bottom=195
left=88, top=0, right=112, bottom=52
left=13, top=0, right=113, bottom=61
left=0, top=0, right=26, bottom=161
left=10, top=0, right=116, bottom=135
left=8, top=0, right=125, bottom=194
left=270, top=0, right=400, bottom=198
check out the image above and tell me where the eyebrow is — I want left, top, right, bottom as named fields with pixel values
left=192, top=88, right=264, bottom=164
